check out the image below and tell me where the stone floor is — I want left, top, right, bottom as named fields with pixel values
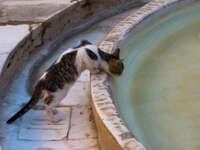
left=0, top=0, right=73, bottom=25
left=0, top=1, right=142, bottom=150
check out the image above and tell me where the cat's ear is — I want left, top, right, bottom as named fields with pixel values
left=112, top=48, right=120, bottom=59
left=79, top=40, right=92, bottom=45
left=86, top=48, right=98, bottom=60
left=74, top=40, right=92, bottom=48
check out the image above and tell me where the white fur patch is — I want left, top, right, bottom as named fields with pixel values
left=83, top=45, right=99, bottom=56
left=52, top=83, right=73, bottom=104
left=40, top=72, right=47, bottom=80
left=74, top=44, right=111, bottom=74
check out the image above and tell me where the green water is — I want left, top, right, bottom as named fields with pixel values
left=112, top=3, right=200, bottom=150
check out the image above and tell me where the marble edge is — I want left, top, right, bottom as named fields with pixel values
left=90, top=0, right=180, bottom=149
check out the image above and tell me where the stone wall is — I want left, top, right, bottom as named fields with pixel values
left=0, top=0, right=150, bottom=99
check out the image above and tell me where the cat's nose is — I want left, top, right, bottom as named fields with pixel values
left=109, top=60, right=124, bottom=76
left=114, top=61, right=124, bottom=75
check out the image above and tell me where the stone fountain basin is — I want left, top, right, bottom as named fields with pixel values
left=91, top=0, right=200, bottom=150
left=0, top=0, right=149, bottom=149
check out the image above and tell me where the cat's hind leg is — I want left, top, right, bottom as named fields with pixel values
left=43, top=91, right=63, bottom=123
left=45, top=104, right=62, bottom=123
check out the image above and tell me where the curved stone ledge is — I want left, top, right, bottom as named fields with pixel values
left=0, top=0, right=149, bottom=99
left=90, top=0, right=188, bottom=149
left=91, top=73, right=145, bottom=150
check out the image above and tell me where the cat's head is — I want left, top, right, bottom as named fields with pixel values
left=76, top=40, right=124, bottom=76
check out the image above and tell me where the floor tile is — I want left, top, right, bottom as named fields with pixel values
left=61, top=81, right=91, bottom=106
left=0, top=25, right=29, bottom=53
left=68, top=106, right=97, bottom=139
left=19, top=107, right=71, bottom=141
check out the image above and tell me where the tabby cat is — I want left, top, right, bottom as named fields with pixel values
left=7, top=40, right=123, bottom=124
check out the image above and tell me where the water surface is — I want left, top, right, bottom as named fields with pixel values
left=112, top=3, right=200, bottom=150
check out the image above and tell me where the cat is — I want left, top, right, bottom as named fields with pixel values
left=7, top=40, right=124, bottom=124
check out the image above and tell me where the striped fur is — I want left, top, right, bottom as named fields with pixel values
left=7, top=40, right=124, bottom=124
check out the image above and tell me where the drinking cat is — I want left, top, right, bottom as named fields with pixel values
left=7, top=40, right=124, bottom=124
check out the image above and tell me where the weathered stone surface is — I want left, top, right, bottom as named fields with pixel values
left=83, top=147, right=99, bottom=150
left=19, top=108, right=71, bottom=141
left=0, top=104, right=23, bottom=140
left=96, top=7, right=138, bottom=34
left=69, top=106, right=97, bottom=139
left=19, top=128, right=67, bottom=141
left=0, top=54, right=8, bottom=72
left=0, top=0, right=71, bottom=24
left=66, top=139, right=98, bottom=150
left=1, top=140, right=77, bottom=150
left=0, top=25, right=29, bottom=53
left=60, top=81, right=91, bottom=106
left=77, top=70, right=90, bottom=82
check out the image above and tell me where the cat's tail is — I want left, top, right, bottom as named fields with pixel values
left=6, top=83, right=43, bottom=124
